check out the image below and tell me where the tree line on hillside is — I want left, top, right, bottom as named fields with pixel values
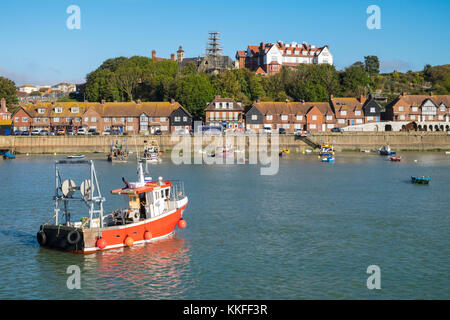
left=1, top=57, right=449, bottom=118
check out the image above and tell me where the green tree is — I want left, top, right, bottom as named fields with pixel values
left=175, top=74, right=215, bottom=119
left=364, top=56, right=380, bottom=74
left=0, top=76, right=18, bottom=113
left=341, top=64, right=370, bottom=97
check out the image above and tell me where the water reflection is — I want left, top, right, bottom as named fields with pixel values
left=81, top=236, right=192, bottom=299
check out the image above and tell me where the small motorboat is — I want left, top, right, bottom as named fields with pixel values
left=279, top=148, right=290, bottom=157
left=321, top=156, right=335, bottom=163
left=411, top=176, right=430, bottom=184
left=0, top=150, right=15, bottom=159
left=140, top=142, right=162, bottom=163
left=67, top=155, right=85, bottom=159
left=379, top=145, right=396, bottom=156
left=319, top=144, right=334, bottom=157
left=390, top=156, right=402, bottom=162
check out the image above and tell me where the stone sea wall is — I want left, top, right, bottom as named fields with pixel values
left=1, top=132, right=450, bottom=154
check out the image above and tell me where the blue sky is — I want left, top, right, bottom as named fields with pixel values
left=1, top=0, right=449, bottom=86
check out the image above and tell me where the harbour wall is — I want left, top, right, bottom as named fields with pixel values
left=1, top=132, right=450, bottom=154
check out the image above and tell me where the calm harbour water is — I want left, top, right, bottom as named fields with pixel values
left=0, top=152, right=449, bottom=299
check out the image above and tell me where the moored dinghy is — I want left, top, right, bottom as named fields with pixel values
left=411, top=176, right=430, bottom=184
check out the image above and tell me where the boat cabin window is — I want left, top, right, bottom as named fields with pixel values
left=128, top=195, right=139, bottom=210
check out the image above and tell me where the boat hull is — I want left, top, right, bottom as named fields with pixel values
left=38, top=203, right=187, bottom=254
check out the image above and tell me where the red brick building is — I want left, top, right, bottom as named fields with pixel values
left=205, top=96, right=245, bottom=130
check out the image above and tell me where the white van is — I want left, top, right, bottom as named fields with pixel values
left=77, top=128, right=87, bottom=135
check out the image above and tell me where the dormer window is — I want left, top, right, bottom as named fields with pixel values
left=229, top=102, right=233, bottom=108
left=355, top=111, right=361, bottom=116
left=440, top=105, right=446, bottom=111
left=55, top=107, right=63, bottom=113
left=340, top=110, right=347, bottom=116
left=71, top=107, right=79, bottom=113
left=38, top=108, right=45, bottom=114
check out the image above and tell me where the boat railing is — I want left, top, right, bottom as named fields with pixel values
left=170, top=180, right=185, bottom=201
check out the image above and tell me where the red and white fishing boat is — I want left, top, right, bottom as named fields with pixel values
left=37, top=160, right=188, bottom=254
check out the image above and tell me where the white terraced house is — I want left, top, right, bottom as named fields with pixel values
left=236, top=40, right=333, bottom=75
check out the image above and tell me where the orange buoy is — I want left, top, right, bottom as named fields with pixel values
left=96, top=237, right=107, bottom=249
left=178, top=219, right=187, bottom=229
left=125, top=236, right=134, bottom=247
left=144, top=230, right=152, bottom=240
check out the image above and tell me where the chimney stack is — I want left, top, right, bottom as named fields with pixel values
left=152, top=50, right=156, bottom=60
left=359, top=94, right=366, bottom=104
left=137, top=99, right=141, bottom=105
left=170, top=53, right=175, bottom=61
left=430, top=91, right=433, bottom=96
left=256, top=98, right=261, bottom=104
left=170, top=98, right=175, bottom=105
left=330, top=94, right=334, bottom=100
left=0, top=98, right=6, bottom=112
left=401, top=92, right=407, bottom=97
left=101, top=99, right=106, bottom=105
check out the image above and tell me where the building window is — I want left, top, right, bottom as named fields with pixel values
left=327, top=124, right=334, bottom=129
left=54, top=117, right=59, bottom=123
left=252, top=115, right=257, bottom=120
left=326, top=115, right=332, bottom=121
left=160, top=117, right=167, bottom=122
left=120, top=117, right=125, bottom=122
left=35, top=118, right=41, bottom=123
left=283, top=124, right=290, bottom=129
left=438, top=115, right=444, bottom=120
left=91, top=117, right=97, bottom=122
left=338, top=119, right=345, bottom=124
left=43, top=118, right=48, bottom=123
left=399, top=115, right=406, bottom=120
left=370, top=107, right=375, bottom=113
left=281, top=115, right=288, bottom=121
left=104, top=117, right=110, bottom=122
left=174, top=116, right=180, bottom=122
left=367, top=116, right=374, bottom=121
left=356, top=119, right=363, bottom=124
left=340, top=110, right=347, bottom=116
left=22, top=117, right=28, bottom=122
left=15, top=117, right=19, bottom=122
left=296, top=115, right=303, bottom=121
left=161, top=125, right=168, bottom=131
left=398, top=106, right=404, bottom=111
left=55, top=107, right=63, bottom=113
left=310, top=124, right=316, bottom=129
left=210, top=113, right=214, bottom=120
left=411, top=107, right=418, bottom=112
left=148, top=117, right=153, bottom=122
left=126, top=126, right=134, bottom=131
left=294, top=124, right=301, bottom=129
left=266, top=115, right=272, bottom=120
left=183, top=116, right=187, bottom=122
left=84, top=117, right=89, bottom=122
left=312, top=115, right=317, bottom=121
left=127, top=117, right=133, bottom=122
left=253, top=124, right=260, bottom=129
left=429, top=116, right=433, bottom=121
left=38, top=108, right=45, bottom=114
left=355, top=111, right=361, bottom=116
left=410, top=115, right=416, bottom=120
left=71, top=107, right=79, bottom=113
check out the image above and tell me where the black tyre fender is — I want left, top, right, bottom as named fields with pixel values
left=67, top=230, right=81, bottom=244
left=37, top=231, right=47, bottom=246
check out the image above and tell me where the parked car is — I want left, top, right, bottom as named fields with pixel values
left=331, top=127, right=344, bottom=133
left=102, top=129, right=111, bottom=135
left=77, top=128, right=87, bottom=135
left=110, top=129, right=121, bottom=135
left=295, top=129, right=310, bottom=137
left=21, top=130, right=30, bottom=136
left=87, top=128, right=97, bottom=135
left=56, top=129, right=65, bottom=135
left=39, top=129, right=49, bottom=136
left=14, top=130, right=21, bottom=136
left=31, top=129, right=41, bottom=136
left=154, top=129, right=162, bottom=135
left=263, top=127, right=272, bottom=134
left=66, top=129, right=74, bottom=135
left=49, top=130, right=56, bottom=136
left=279, top=128, right=286, bottom=134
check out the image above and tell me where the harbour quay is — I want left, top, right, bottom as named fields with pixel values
left=1, top=132, right=450, bottom=154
